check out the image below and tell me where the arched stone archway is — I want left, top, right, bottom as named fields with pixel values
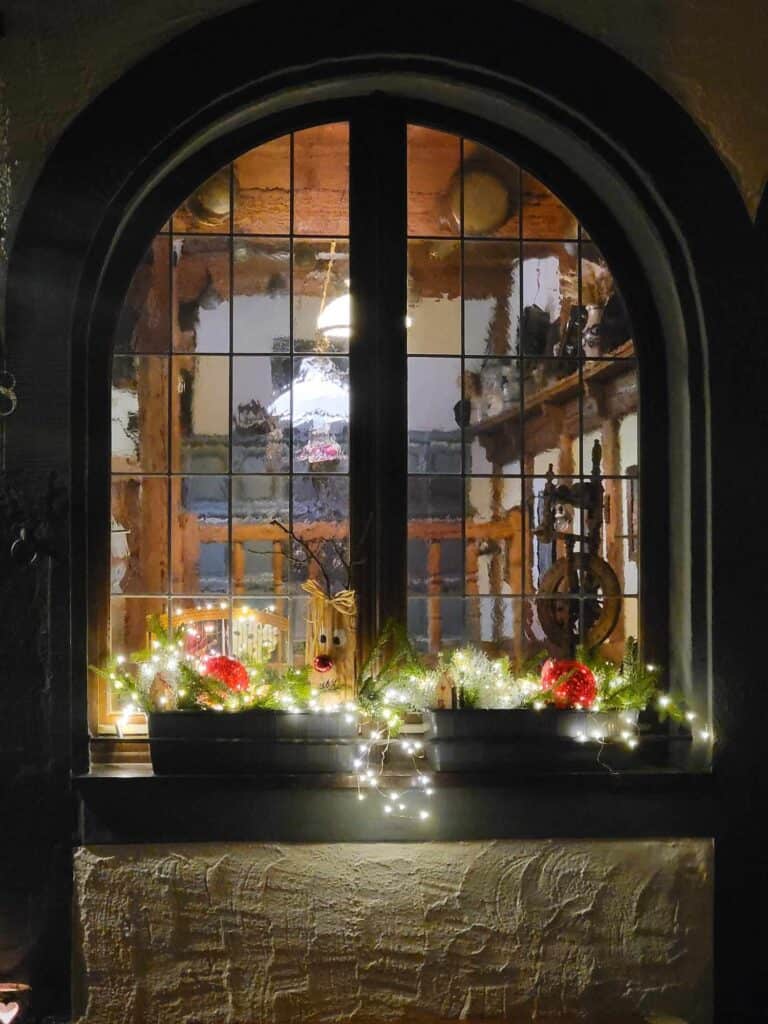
left=3, top=4, right=766, bottom=1019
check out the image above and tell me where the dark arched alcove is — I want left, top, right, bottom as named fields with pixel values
left=4, top=2, right=767, bottom=1019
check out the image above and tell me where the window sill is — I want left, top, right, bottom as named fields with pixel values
left=74, top=747, right=715, bottom=845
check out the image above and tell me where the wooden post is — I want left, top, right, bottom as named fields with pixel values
left=489, top=476, right=505, bottom=644
left=466, top=538, right=480, bottom=644
left=232, top=538, right=246, bottom=594
left=427, top=540, right=443, bottom=654
left=272, top=541, right=286, bottom=615
left=601, top=411, right=625, bottom=652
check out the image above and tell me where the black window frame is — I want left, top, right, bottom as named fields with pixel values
left=91, top=98, right=668, bottom=716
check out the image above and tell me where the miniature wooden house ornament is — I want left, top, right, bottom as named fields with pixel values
left=301, top=580, right=358, bottom=703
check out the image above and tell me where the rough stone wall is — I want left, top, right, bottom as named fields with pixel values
left=73, top=840, right=712, bottom=1024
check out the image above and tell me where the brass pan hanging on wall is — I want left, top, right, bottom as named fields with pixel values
left=184, top=167, right=240, bottom=227
left=449, top=163, right=513, bottom=235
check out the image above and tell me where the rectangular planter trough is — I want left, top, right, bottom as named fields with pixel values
left=148, top=710, right=360, bottom=774
left=423, top=708, right=643, bottom=772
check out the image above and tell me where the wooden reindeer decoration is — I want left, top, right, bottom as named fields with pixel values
left=270, top=520, right=358, bottom=705
left=301, top=580, right=357, bottom=703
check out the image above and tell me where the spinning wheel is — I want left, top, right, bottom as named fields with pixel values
left=531, top=440, right=623, bottom=656
left=536, top=551, right=621, bottom=651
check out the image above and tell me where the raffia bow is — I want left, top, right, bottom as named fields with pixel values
left=301, top=580, right=356, bottom=617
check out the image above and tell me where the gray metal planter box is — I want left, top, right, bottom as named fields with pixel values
left=148, top=710, right=360, bottom=774
left=423, top=708, right=643, bottom=772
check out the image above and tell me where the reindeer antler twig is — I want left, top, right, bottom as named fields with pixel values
left=270, top=518, right=332, bottom=597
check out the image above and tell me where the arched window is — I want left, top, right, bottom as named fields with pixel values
left=101, top=117, right=639, bottom=733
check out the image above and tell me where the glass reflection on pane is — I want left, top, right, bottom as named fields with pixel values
left=407, top=477, right=463, bottom=596
left=524, top=595, right=582, bottom=659
left=522, top=357, right=579, bottom=476
left=462, top=142, right=520, bottom=238
left=290, top=595, right=309, bottom=665
left=233, top=136, right=290, bottom=235
left=293, top=240, right=350, bottom=353
left=520, top=242, right=578, bottom=357
left=173, top=236, right=230, bottom=353
left=407, top=125, right=461, bottom=237
left=231, top=476, right=290, bottom=595
left=603, top=596, right=639, bottom=662
left=407, top=240, right=461, bottom=355
left=231, top=356, right=290, bottom=473
left=233, top=238, right=290, bottom=353
left=466, top=477, right=523, bottom=595
left=581, top=243, right=634, bottom=356
left=464, top=241, right=520, bottom=356
left=463, top=358, right=521, bottom=475
left=407, top=597, right=466, bottom=655
left=594, top=475, right=639, bottom=597
left=524, top=475, right=588, bottom=595
left=408, top=357, right=462, bottom=474
left=168, top=598, right=231, bottom=663
left=172, top=356, right=230, bottom=473
left=110, top=596, right=166, bottom=659
left=111, top=476, right=169, bottom=595
left=467, top=597, right=526, bottom=657
left=232, top=598, right=291, bottom=666
left=581, top=360, right=639, bottom=475
left=172, top=167, right=231, bottom=234
left=293, top=123, right=349, bottom=236
left=111, top=356, right=168, bottom=474
left=114, top=236, right=170, bottom=354
left=109, top=596, right=168, bottom=710
left=291, top=356, right=349, bottom=474
left=171, top=476, right=229, bottom=594
left=291, top=475, right=350, bottom=593
left=521, top=172, right=578, bottom=239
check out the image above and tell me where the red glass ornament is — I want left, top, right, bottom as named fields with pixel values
left=202, top=655, right=249, bottom=692
left=312, top=654, right=334, bottom=673
left=540, top=658, right=597, bottom=709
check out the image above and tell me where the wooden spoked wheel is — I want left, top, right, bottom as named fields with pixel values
left=535, top=552, right=622, bottom=652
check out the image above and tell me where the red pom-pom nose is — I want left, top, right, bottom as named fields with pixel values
left=313, top=655, right=334, bottom=673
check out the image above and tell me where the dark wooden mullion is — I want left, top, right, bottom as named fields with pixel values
left=349, top=104, right=408, bottom=657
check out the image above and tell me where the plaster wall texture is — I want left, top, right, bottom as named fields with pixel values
left=0, top=0, right=766, bottom=274
left=73, top=840, right=712, bottom=1024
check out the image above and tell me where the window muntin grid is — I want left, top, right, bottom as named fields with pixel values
left=405, top=126, right=638, bottom=661
left=106, top=120, right=640, bottom=726
left=109, top=124, right=351, bottom=717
